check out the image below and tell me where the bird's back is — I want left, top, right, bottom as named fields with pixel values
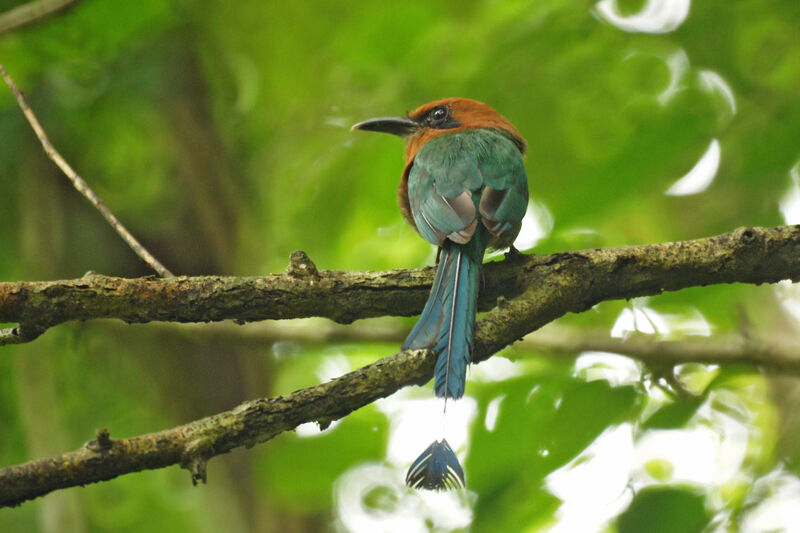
left=407, top=128, right=529, bottom=250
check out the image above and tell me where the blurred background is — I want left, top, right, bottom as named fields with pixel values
left=1, top=0, right=800, bottom=531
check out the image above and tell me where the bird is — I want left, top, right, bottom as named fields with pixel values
left=352, top=98, right=529, bottom=490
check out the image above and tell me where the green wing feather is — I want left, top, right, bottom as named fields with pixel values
left=407, top=129, right=528, bottom=247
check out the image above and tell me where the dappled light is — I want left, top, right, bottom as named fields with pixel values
left=594, top=0, right=691, bottom=34
left=513, top=201, right=554, bottom=252
left=483, top=395, right=505, bottom=432
left=774, top=163, right=800, bottom=325
left=610, top=300, right=713, bottom=339
left=665, top=139, right=721, bottom=196
left=545, top=424, right=634, bottom=532
left=698, top=70, right=737, bottom=118
left=334, top=463, right=473, bottom=532
left=575, top=352, right=642, bottom=386
left=1, top=0, right=799, bottom=531
left=377, top=392, right=477, bottom=470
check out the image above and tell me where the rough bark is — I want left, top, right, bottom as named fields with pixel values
left=2, top=226, right=798, bottom=344
left=2, top=224, right=800, bottom=506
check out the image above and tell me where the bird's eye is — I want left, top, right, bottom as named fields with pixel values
left=431, top=106, right=448, bottom=122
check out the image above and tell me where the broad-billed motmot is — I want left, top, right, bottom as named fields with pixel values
left=352, top=98, right=529, bottom=490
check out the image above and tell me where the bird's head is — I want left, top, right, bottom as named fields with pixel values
left=352, top=97, right=526, bottom=161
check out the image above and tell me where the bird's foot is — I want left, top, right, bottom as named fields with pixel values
left=505, top=245, right=524, bottom=261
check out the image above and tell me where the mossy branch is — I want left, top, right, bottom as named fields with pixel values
left=2, top=226, right=798, bottom=344
left=1, top=224, right=800, bottom=506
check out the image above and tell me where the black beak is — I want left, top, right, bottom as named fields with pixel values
left=351, top=116, right=418, bottom=137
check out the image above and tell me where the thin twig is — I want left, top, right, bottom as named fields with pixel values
left=0, top=62, right=174, bottom=278
left=0, top=0, right=78, bottom=36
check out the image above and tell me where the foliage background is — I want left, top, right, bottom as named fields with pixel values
left=1, top=0, right=800, bottom=531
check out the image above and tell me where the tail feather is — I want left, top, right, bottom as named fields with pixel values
left=402, top=251, right=453, bottom=351
left=403, top=228, right=487, bottom=399
left=406, top=439, right=465, bottom=491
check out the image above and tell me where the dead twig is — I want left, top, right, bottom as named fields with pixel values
left=0, top=0, right=78, bottom=36
left=0, top=62, right=174, bottom=278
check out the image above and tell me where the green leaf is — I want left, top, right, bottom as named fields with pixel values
left=643, top=396, right=705, bottom=430
left=468, top=372, right=643, bottom=532
left=617, top=486, right=711, bottom=533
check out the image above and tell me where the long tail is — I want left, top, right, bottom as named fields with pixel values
left=406, top=439, right=465, bottom=491
left=403, top=227, right=487, bottom=399
left=404, top=228, right=487, bottom=490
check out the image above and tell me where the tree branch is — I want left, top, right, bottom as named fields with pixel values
left=0, top=323, right=46, bottom=346
left=0, top=0, right=78, bottom=36
left=0, top=346, right=436, bottom=507
left=1, top=225, right=798, bottom=344
left=162, top=320, right=800, bottom=376
left=0, top=62, right=174, bottom=278
left=1, top=224, right=799, bottom=506
left=522, top=327, right=800, bottom=376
